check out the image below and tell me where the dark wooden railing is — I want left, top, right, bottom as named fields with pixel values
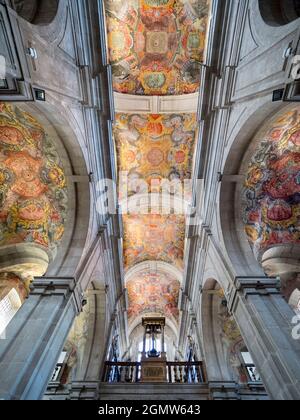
left=102, top=362, right=141, bottom=383
left=167, top=361, right=206, bottom=383
left=102, top=361, right=206, bottom=384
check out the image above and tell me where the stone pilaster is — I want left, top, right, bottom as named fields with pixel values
left=0, top=277, right=82, bottom=400
left=228, top=277, right=300, bottom=400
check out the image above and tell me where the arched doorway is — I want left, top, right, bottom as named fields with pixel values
left=201, top=279, right=260, bottom=385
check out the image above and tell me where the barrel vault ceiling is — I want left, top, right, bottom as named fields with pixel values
left=105, top=0, right=209, bottom=95
left=104, top=0, right=211, bottom=326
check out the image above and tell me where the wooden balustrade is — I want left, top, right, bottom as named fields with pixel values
left=102, top=361, right=207, bottom=384
left=166, top=362, right=206, bottom=383
left=102, top=362, right=141, bottom=383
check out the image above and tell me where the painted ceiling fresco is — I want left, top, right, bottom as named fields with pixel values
left=0, top=103, right=67, bottom=254
left=115, top=113, right=197, bottom=197
left=243, top=105, right=300, bottom=259
left=106, top=2, right=206, bottom=324
left=105, top=0, right=210, bottom=95
left=114, top=112, right=197, bottom=321
left=126, top=269, right=180, bottom=322
left=123, top=213, right=185, bottom=270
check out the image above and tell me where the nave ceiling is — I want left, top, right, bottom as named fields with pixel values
left=115, top=113, right=197, bottom=197
left=105, top=0, right=211, bottom=327
left=123, top=213, right=186, bottom=270
left=105, top=0, right=210, bottom=95
left=126, top=264, right=180, bottom=324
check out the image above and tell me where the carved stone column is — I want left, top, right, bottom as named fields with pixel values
left=0, top=277, right=82, bottom=400
left=228, top=277, right=300, bottom=400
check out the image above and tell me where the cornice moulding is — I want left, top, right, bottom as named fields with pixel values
left=114, top=92, right=199, bottom=114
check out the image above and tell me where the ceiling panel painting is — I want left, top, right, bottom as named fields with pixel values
left=115, top=113, right=197, bottom=197
left=105, top=0, right=210, bottom=95
left=123, top=213, right=185, bottom=270
left=126, top=269, right=180, bottom=322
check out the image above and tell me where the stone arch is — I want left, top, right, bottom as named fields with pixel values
left=219, top=99, right=289, bottom=277
left=128, top=310, right=179, bottom=343
left=0, top=100, right=91, bottom=341
left=76, top=268, right=114, bottom=382
left=0, top=102, right=71, bottom=282
left=128, top=320, right=178, bottom=363
left=4, top=100, right=91, bottom=278
left=238, top=103, right=300, bottom=301
left=11, top=0, right=60, bottom=25
left=200, top=278, right=252, bottom=384
left=241, top=104, right=300, bottom=264
left=125, top=261, right=182, bottom=333
left=61, top=283, right=109, bottom=383
left=258, top=0, right=300, bottom=27
left=50, top=248, right=115, bottom=386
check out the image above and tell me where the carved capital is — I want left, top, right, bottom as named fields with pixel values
left=30, top=277, right=83, bottom=314
left=235, top=277, right=280, bottom=294
left=228, top=277, right=280, bottom=313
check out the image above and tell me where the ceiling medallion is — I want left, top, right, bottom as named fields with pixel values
left=146, top=31, right=168, bottom=54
